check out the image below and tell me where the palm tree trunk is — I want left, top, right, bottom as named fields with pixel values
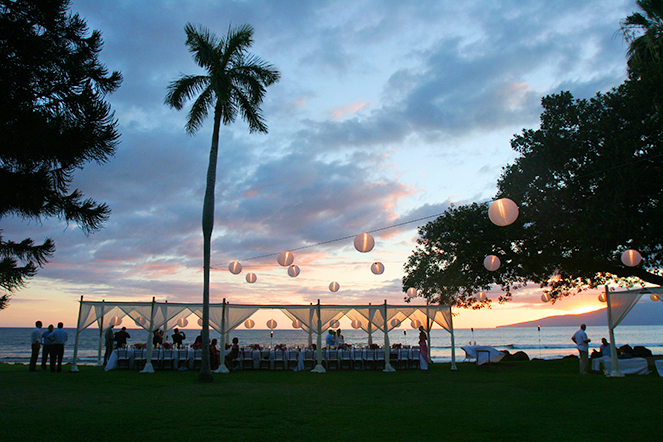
left=198, top=108, right=222, bottom=383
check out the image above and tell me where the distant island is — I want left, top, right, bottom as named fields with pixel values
left=498, top=300, right=663, bottom=328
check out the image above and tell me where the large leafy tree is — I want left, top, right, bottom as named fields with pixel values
left=0, top=0, right=121, bottom=309
left=404, top=84, right=663, bottom=306
left=165, top=23, right=280, bottom=382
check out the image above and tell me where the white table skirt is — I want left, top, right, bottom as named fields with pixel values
left=105, top=348, right=193, bottom=371
left=592, top=356, right=649, bottom=375
left=655, top=360, right=663, bottom=377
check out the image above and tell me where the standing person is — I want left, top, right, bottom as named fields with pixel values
left=336, top=329, right=344, bottom=346
left=325, top=329, right=335, bottom=347
left=114, top=327, right=130, bottom=347
left=152, top=328, right=164, bottom=346
left=41, top=324, right=54, bottom=370
left=48, top=322, right=68, bottom=373
left=103, top=324, right=114, bottom=366
left=572, top=324, right=591, bottom=374
left=171, top=328, right=186, bottom=348
left=29, top=321, right=42, bottom=372
left=418, top=326, right=429, bottom=370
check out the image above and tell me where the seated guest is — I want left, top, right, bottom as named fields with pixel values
left=194, top=334, right=202, bottom=345
left=226, top=337, right=240, bottom=370
left=599, top=337, right=611, bottom=357
left=171, top=328, right=186, bottom=348
left=210, top=339, right=220, bottom=369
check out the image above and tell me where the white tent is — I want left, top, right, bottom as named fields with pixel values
left=604, top=286, right=663, bottom=377
left=69, top=297, right=457, bottom=373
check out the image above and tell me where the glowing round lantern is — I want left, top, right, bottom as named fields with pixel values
left=110, top=316, right=122, bottom=326
left=197, top=318, right=203, bottom=326
left=351, top=320, right=362, bottom=329
left=266, top=319, right=278, bottom=329
left=541, top=293, right=550, bottom=303
left=390, top=318, right=401, bottom=328
left=329, top=281, right=340, bottom=292
left=370, top=262, right=385, bottom=275
left=410, top=319, right=421, bottom=329
left=246, top=272, right=257, bottom=283
left=354, top=233, right=375, bottom=253
left=244, top=319, right=255, bottom=329
left=488, top=198, right=519, bottom=226
left=134, top=316, right=147, bottom=327
left=406, top=287, right=417, bottom=299
left=650, top=294, right=659, bottom=302
left=598, top=293, right=606, bottom=303
left=177, top=317, right=188, bottom=328
left=478, top=291, right=486, bottom=302
left=287, top=265, right=300, bottom=277
left=292, top=319, right=302, bottom=329
left=621, top=249, right=642, bottom=267
left=329, top=319, right=340, bottom=328
left=277, top=251, right=294, bottom=266
left=484, top=255, right=501, bottom=271
left=228, top=261, right=242, bottom=274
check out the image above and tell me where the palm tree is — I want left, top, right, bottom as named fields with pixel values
left=621, top=0, right=663, bottom=75
left=165, top=23, right=280, bottom=382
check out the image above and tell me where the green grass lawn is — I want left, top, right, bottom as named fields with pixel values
left=2, top=359, right=661, bottom=442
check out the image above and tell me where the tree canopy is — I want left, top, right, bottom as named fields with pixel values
left=0, top=0, right=121, bottom=308
left=404, top=9, right=663, bottom=307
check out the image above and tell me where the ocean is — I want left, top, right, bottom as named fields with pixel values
left=3, top=325, right=662, bottom=366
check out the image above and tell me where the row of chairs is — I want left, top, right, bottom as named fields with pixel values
left=115, top=348, right=199, bottom=370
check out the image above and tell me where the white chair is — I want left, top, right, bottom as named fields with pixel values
left=398, top=348, right=410, bottom=369
left=303, top=350, right=315, bottom=370
left=273, top=350, right=285, bottom=370
left=286, top=350, right=299, bottom=370
left=339, top=350, right=352, bottom=369
left=116, top=348, right=131, bottom=369
left=375, top=349, right=385, bottom=370
left=325, top=349, right=339, bottom=370
left=364, top=349, right=376, bottom=370
left=410, top=348, right=421, bottom=369
left=241, top=349, right=254, bottom=370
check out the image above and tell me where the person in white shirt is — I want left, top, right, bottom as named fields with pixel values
left=29, top=321, right=42, bottom=372
left=571, top=324, right=591, bottom=374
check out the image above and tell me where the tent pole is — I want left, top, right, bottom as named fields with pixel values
left=449, top=305, right=457, bottom=371
left=383, top=300, right=395, bottom=372
left=69, top=295, right=84, bottom=373
left=141, top=297, right=156, bottom=373
left=605, top=286, right=623, bottom=377
left=214, top=298, right=229, bottom=373
left=367, top=302, right=373, bottom=346
left=96, top=301, right=105, bottom=366
left=308, top=302, right=313, bottom=348
left=312, top=299, right=325, bottom=373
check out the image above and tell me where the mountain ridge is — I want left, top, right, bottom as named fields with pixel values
left=498, top=301, right=663, bottom=328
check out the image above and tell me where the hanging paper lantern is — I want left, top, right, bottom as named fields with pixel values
left=354, top=233, right=375, bottom=253
left=177, top=317, right=188, bottom=328
left=598, top=293, right=606, bottom=303
left=228, top=261, right=242, bottom=274
left=621, top=249, right=642, bottom=267
left=351, top=319, right=362, bottom=329
left=410, top=319, right=421, bottom=329
left=390, top=318, right=402, bottom=328
left=292, top=319, right=302, bottom=329
left=650, top=294, right=659, bottom=302
left=370, top=262, right=385, bottom=275
left=246, top=272, right=257, bottom=283
left=287, top=265, right=300, bottom=277
left=110, top=316, right=122, bottom=326
left=277, top=251, right=294, bottom=266
left=406, top=287, right=417, bottom=299
left=483, top=255, right=501, bottom=271
left=266, top=319, right=278, bottom=329
left=329, top=281, right=340, bottom=292
left=478, top=291, right=486, bottom=302
left=134, top=316, right=147, bottom=327
left=541, top=293, right=551, bottom=303
left=244, top=319, right=255, bottom=329
left=488, top=198, right=519, bottom=226
left=329, top=319, right=340, bottom=328
left=197, top=318, right=203, bottom=326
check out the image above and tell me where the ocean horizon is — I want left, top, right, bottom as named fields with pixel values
left=3, top=325, right=662, bottom=366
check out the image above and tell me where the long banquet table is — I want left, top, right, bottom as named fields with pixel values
left=105, top=348, right=195, bottom=371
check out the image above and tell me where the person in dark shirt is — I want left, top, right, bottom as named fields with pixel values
left=171, top=328, right=186, bottom=348
left=114, top=327, right=131, bottom=347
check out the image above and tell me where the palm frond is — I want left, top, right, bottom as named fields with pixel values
left=164, top=75, right=209, bottom=110
left=186, top=86, right=215, bottom=135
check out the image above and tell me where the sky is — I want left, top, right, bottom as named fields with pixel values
left=1, top=0, right=643, bottom=329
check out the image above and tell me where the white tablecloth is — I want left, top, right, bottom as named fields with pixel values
left=460, top=345, right=505, bottom=365
left=591, top=356, right=649, bottom=375
left=655, top=360, right=663, bottom=377
left=105, top=348, right=193, bottom=371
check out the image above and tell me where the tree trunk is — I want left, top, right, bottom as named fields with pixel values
left=198, top=108, right=222, bottom=383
